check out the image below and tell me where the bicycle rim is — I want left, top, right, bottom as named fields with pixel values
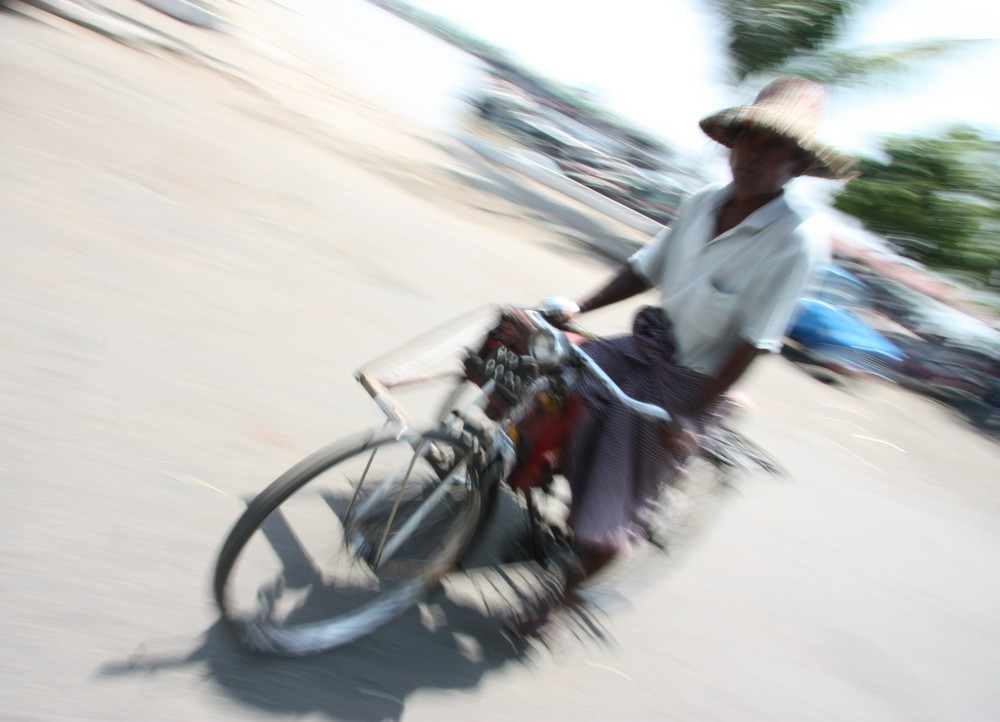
left=215, top=428, right=481, bottom=655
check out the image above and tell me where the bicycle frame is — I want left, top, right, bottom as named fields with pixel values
left=359, top=308, right=595, bottom=490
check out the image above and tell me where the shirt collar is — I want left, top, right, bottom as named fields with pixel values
left=712, top=183, right=792, bottom=234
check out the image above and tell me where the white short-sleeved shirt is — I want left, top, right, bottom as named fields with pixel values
left=629, top=183, right=830, bottom=376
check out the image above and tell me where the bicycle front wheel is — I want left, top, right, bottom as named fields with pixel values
left=214, top=426, right=483, bottom=656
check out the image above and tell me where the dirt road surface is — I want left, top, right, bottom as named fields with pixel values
left=3, top=3, right=999, bottom=720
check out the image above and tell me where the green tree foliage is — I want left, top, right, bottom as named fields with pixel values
left=833, top=126, right=1000, bottom=285
left=708, top=0, right=978, bottom=88
left=710, top=0, right=860, bottom=82
left=778, top=38, right=981, bottom=88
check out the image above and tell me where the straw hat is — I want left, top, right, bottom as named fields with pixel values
left=699, top=76, right=855, bottom=179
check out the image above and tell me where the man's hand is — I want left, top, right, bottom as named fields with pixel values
left=656, top=414, right=700, bottom=457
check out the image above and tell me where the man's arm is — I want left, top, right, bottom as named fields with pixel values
left=660, top=340, right=762, bottom=455
left=578, top=264, right=652, bottom=314
left=688, top=339, right=762, bottom=414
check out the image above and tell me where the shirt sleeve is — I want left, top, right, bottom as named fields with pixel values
left=740, top=219, right=831, bottom=352
left=628, top=183, right=719, bottom=285
left=629, top=224, right=671, bottom=284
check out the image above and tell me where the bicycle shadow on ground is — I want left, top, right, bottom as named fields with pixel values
left=97, top=493, right=611, bottom=722
left=100, top=604, right=516, bottom=722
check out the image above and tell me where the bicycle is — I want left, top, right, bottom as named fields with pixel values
left=212, top=300, right=782, bottom=656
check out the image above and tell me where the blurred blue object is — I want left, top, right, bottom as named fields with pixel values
left=785, top=265, right=906, bottom=380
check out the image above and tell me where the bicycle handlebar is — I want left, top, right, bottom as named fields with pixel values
left=531, top=311, right=672, bottom=425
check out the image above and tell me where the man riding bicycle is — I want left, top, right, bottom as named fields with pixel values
left=530, top=76, right=856, bottom=633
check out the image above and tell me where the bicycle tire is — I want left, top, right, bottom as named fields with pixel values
left=640, top=426, right=784, bottom=555
left=214, top=426, right=486, bottom=656
left=642, top=454, right=727, bottom=551
left=702, top=425, right=787, bottom=478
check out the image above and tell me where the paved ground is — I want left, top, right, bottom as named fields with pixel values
left=3, top=3, right=1000, bottom=720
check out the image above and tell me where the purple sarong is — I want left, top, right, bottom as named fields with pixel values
left=565, top=306, right=714, bottom=549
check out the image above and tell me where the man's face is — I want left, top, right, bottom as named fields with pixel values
left=729, top=126, right=809, bottom=198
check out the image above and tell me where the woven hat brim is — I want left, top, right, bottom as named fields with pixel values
left=700, top=107, right=856, bottom=180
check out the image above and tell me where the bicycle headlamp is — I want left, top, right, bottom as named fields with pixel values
left=528, top=328, right=570, bottom=369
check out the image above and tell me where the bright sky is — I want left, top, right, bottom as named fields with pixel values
left=407, top=0, right=1000, bottom=161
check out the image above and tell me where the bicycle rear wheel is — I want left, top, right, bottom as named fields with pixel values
left=214, top=427, right=483, bottom=656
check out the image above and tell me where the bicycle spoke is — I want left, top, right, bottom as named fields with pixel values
left=370, top=441, right=426, bottom=567
left=373, top=458, right=468, bottom=570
